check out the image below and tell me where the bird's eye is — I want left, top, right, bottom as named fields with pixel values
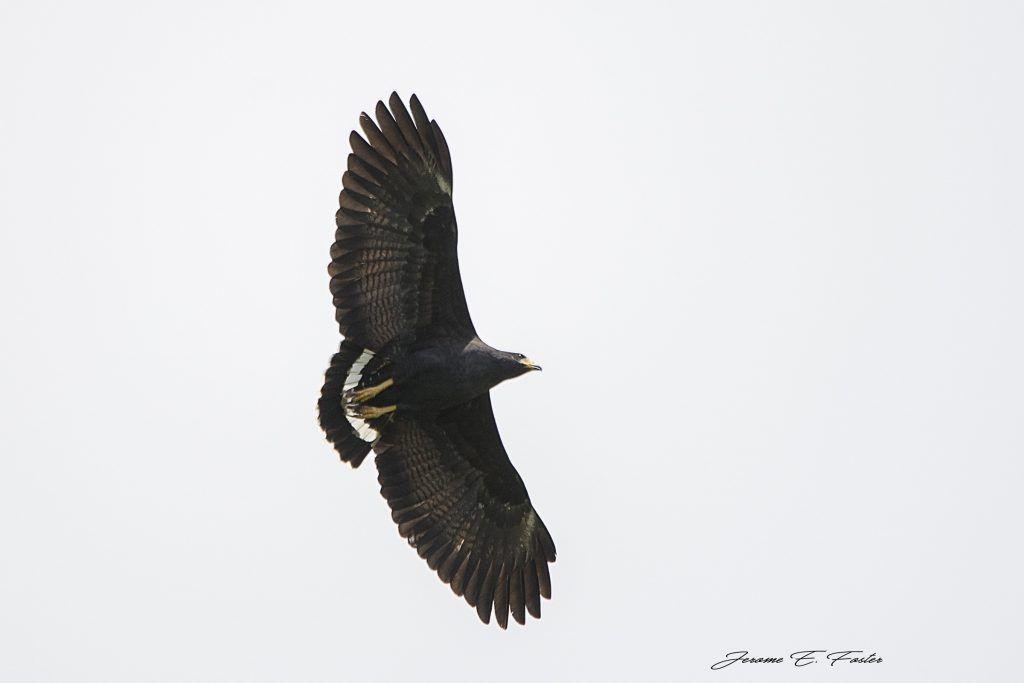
left=516, top=354, right=525, bottom=359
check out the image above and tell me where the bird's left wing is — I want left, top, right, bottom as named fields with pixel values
left=330, top=93, right=475, bottom=350
left=374, top=393, right=556, bottom=627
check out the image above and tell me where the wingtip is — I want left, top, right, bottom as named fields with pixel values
left=476, top=602, right=492, bottom=624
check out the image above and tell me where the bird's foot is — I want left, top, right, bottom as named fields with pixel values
left=345, top=378, right=395, bottom=404
left=346, top=403, right=397, bottom=420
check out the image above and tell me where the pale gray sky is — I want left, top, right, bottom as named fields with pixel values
left=2, top=1, right=1023, bottom=681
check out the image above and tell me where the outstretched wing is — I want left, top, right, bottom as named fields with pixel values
left=374, top=394, right=556, bottom=627
left=330, top=92, right=475, bottom=350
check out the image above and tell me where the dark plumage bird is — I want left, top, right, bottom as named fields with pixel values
left=317, top=93, right=555, bottom=628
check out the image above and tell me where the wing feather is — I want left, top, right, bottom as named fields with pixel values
left=331, top=94, right=471, bottom=349
left=389, top=92, right=427, bottom=161
left=409, top=95, right=445, bottom=175
left=374, top=393, right=555, bottom=627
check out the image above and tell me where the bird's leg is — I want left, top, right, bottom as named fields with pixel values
left=346, top=378, right=394, bottom=404
left=348, top=404, right=397, bottom=420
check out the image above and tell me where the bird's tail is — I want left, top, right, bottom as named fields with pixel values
left=318, top=340, right=379, bottom=467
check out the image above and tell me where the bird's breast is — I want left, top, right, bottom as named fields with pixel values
left=394, top=346, right=495, bottom=413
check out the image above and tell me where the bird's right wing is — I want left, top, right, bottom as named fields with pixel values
left=330, top=93, right=476, bottom=350
left=374, top=393, right=556, bottom=628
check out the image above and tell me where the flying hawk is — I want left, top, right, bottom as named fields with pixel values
left=318, top=93, right=555, bottom=628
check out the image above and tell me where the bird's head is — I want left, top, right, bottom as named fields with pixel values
left=498, top=351, right=542, bottom=379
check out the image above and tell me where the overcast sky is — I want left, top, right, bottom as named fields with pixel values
left=2, top=1, right=1022, bottom=681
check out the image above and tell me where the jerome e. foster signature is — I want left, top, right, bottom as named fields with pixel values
left=711, top=650, right=883, bottom=670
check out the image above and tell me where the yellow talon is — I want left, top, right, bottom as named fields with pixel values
left=350, top=404, right=397, bottom=420
left=347, top=378, right=394, bottom=403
